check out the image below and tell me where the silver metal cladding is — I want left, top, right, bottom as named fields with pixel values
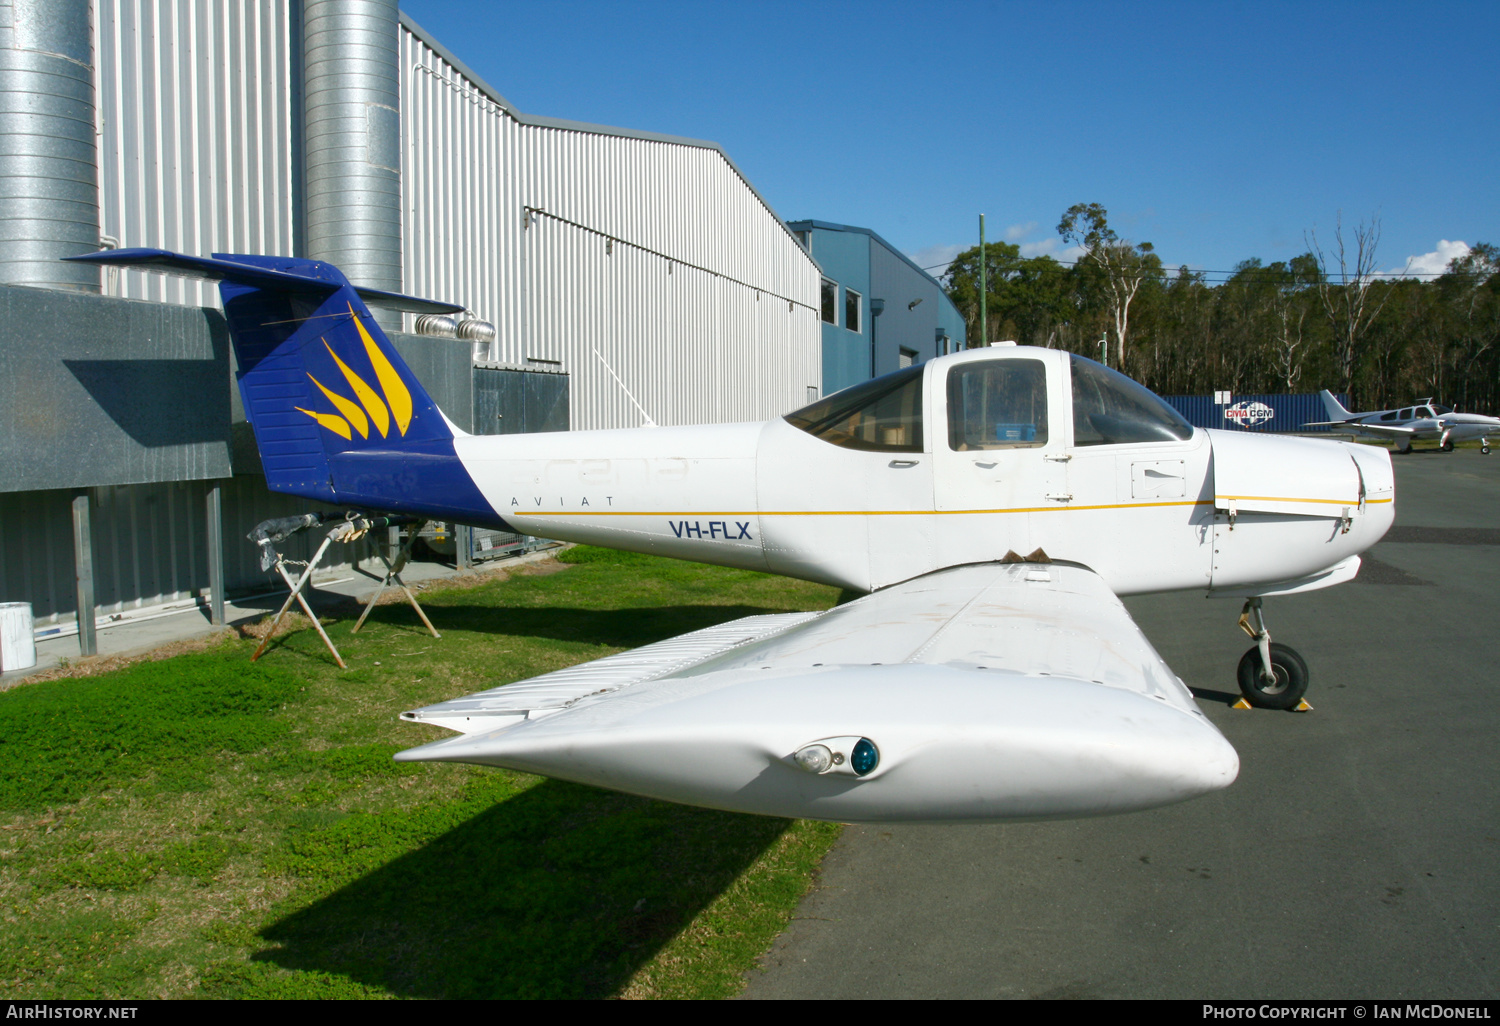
left=303, top=0, right=403, bottom=300
left=0, top=0, right=99, bottom=291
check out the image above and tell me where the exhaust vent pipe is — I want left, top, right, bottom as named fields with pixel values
left=414, top=313, right=458, bottom=338
left=456, top=318, right=497, bottom=344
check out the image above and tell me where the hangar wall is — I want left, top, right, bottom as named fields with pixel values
left=0, top=0, right=824, bottom=639
left=93, top=0, right=301, bottom=307
left=399, top=16, right=822, bottom=429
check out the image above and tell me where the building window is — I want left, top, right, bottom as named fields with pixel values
left=821, top=279, right=837, bottom=324
left=845, top=288, right=861, bottom=333
left=899, top=347, right=917, bottom=368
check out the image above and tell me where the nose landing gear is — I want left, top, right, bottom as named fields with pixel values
left=1234, top=598, right=1311, bottom=711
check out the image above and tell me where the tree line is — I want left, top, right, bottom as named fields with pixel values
left=941, top=204, right=1500, bottom=412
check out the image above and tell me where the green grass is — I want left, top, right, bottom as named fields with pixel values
left=0, top=547, right=843, bottom=999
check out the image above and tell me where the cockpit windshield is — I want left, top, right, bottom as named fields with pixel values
left=784, top=364, right=924, bottom=452
left=1070, top=355, right=1193, bottom=446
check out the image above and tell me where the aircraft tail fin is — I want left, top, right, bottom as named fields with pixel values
left=64, top=249, right=502, bottom=526
left=1319, top=389, right=1354, bottom=421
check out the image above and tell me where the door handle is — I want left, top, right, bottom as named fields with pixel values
left=888, top=459, right=920, bottom=468
left=972, top=460, right=998, bottom=469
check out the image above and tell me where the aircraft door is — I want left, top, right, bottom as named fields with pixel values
left=771, top=364, right=934, bottom=592
left=1059, top=354, right=1213, bottom=592
left=933, top=355, right=1063, bottom=567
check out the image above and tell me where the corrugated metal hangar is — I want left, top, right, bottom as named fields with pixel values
left=0, top=0, right=963, bottom=649
left=0, top=0, right=834, bottom=640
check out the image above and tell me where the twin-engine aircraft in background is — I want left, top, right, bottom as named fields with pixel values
left=1307, top=390, right=1499, bottom=454
left=69, top=249, right=1396, bottom=824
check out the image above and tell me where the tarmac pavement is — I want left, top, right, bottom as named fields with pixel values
left=743, top=448, right=1500, bottom=999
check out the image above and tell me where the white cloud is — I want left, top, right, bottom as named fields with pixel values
left=1018, top=238, right=1086, bottom=264
left=1004, top=221, right=1038, bottom=242
left=1383, top=239, right=1470, bottom=279
left=907, top=243, right=965, bottom=276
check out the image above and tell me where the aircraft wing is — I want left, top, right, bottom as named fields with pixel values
left=1303, top=419, right=1416, bottom=438
left=397, top=561, right=1238, bottom=822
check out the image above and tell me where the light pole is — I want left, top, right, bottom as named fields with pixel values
left=978, top=214, right=987, bottom=349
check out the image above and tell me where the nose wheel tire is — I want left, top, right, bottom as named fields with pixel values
left=1237, top=642, right=1310, bottom=710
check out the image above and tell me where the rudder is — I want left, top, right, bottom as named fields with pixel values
left=65, top=248, right=506, bottom=528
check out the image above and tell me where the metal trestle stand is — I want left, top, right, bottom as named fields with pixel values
left=351, top=519, right=440, bottom=639
left=246, top=512, right=433, bottom=667
left=251, top=530, right=347, bottom=668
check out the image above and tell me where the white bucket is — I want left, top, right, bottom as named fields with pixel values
left=0, top=602, right=37, bottom=671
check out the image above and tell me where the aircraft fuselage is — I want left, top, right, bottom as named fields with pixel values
left=456, top=347, right=1394, bottom=597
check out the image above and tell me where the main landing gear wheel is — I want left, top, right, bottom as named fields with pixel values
left=1234, top=597, right=1312, bottom=711
left=1442, top=439, right=1455, bottom=452
left=1483, top=445, right=1492, bottom=455
left=1237, top=642, right=1310, bottom=711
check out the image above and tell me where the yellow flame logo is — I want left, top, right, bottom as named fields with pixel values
left=295, top=309, right=415, bottom=441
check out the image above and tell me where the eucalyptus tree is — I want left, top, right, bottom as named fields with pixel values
left=1307, top=213, right=1397, bottom=405
left=1057, top=202, right=1162, bottom=371
left=1435, top=242, right=1500, bottom=411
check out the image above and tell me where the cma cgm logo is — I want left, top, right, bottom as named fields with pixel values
left=1224, top=401, right=1275, bottom=427
left=296, top=306, right=414, bottom=441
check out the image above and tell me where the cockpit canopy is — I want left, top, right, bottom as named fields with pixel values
left=1069, top=355, right=1193, bottom=445
left=784, top=351, right=1193, bottom=452
left=783, top=364, right=925, bottom=453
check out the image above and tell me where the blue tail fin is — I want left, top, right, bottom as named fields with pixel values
left=66, top=249, right=505, bottom=527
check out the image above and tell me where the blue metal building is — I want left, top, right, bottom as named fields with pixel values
left=786, top=221, right=967, bottom=396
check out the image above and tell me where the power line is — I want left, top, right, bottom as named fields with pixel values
left=919, top=255, right=1468, bottom=283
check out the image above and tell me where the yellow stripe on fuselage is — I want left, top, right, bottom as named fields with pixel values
left=509, top=496, right=1388, bottom=518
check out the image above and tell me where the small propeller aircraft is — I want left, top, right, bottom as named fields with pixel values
left=69, top=249, right=1396, bottom=823
left=1307, top=391, right=1499, bottom=454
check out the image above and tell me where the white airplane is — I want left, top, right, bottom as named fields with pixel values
left=70, top=249, right=1396, bottom=823
left=1307, top=391, right=1498, bottom=454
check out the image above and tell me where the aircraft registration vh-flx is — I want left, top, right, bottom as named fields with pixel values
left=69, top=249, right=1396, bottom=823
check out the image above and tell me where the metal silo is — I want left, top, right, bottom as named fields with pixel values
left=0, top=0, right=99, bottom=291
left=302, top=0, right=402, bottom=300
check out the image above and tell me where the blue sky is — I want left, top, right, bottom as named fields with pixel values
left=400, top=0, right=1499, bottom=282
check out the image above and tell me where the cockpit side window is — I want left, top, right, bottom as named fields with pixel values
left=784, top=364, right=924, bottom=452
left=1432, top=404, right=1453, bottom=415
left=947, top=359, right=1048, bottom=450
left=1399, top=408, right=1414, bottom=419
left=1070, top=354, right=1194, bottom=446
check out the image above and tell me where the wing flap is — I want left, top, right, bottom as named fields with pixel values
left=401, top=612, right=820, bottom=733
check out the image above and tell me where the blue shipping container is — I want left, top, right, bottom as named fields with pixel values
left=1163, top=394, right=1350, bottom=433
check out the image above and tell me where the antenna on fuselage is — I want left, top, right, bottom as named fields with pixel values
left=593, top=348, right=657, bottom=428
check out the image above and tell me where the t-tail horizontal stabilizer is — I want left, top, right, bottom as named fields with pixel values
left=66, top=249, right=506, bottom=528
